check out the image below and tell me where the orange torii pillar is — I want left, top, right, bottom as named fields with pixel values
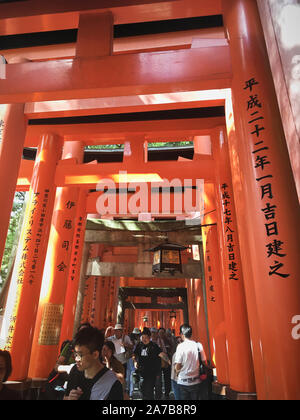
left=94, top=277, right=105, bottom=329
left=202, top=225, right=230, bottom=389
left=81, top=276, right=93, bottom=325
left=105, top=277, right=119, bottom=326
left=102, top=277, right=111, bottom=328
left=201, top=183, right=230, bottom=386
left=79, top=245, right=101, bottom=327
left=89, top=276, right=115, bottom=330
left=111, top=277, right=120, bottom=326
left=93, top=276, right=108, bottom=329
left=186, top=279, right=197, bottom=333
left=106, top=277, right=114, bottom=325
left=212, top=126, right=256, bottom=397
left=29, top=141, right=84, bottom=378
left=0, top=103, right=26, bottom=268
left=186, top=278, right=210, bottom=361
left=59, top=189, right=88, bottom=345
left=83, top=246, right=100, bottom=326
left=127, top=304, right=135, bottom=334
left=223, top=0, right=300, bottom=400
left=89, top=276, right=99, bottom=327
left=135, top=308, right=144, bottom=332
left=152, top=311, right=158, bottom=331
left=0, top=134, right=62, bottom=380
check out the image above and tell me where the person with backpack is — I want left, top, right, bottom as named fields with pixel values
left=40, top=322, right=91, bottom=400
left=174, top=324, right=207, bottom=400
left=64, top=327, right=123, bottom=400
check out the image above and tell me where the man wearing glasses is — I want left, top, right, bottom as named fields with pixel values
left=64, top=327, right=123, bottom=400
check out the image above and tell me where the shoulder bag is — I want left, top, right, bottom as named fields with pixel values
left=197, top=343, right=208, bottom=381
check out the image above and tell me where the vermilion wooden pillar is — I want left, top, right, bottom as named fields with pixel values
left=201, top=182, right=230, bottom=384
left=0, top=104, right=26, bottom=268
left=225, top=92, right=267, bottom=399
left=202, top=226, right=230, bottom=387
left=90, top=276, right=114, bottom=329
left=29, top=141, right=84, bottom=378
left=81, top=276, right=93, bottom=325
left=194, top=279, right=209, bottom=357
left=223, top=0, right=300, bottom=400
left=81, top=246, right=100, bottom=325
left=0, top=134, right=62, bottom=380
left=186, top=278, right=210, bottom=362
left=89, top=276, right=99, bottom=327
left=59, top=7, right=114, bottom=328
left=94, top=276, right=107, bottom=329
left=186, top=279, right=197, bottom=334
left=75, top=11, right=113, bottom=58
left=102, top=277, right=109, bottom=327
left=59, top=188, right=88, bottom=345
left=106, top=277, right=118, bottom=325
left=212, top=126, right=256, bottom=394
left=111, top=277, right=120, bottom=326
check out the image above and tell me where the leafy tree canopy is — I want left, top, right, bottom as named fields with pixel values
left=85, top=141, right=192, bottom=150
left=0, top=192, right=26, bottom=290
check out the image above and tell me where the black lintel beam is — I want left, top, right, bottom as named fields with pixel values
left=124, top=302, right=185, bottom=310
left=122, top=287, right=187, bottom=298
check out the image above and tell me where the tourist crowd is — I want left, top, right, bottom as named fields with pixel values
left=0, top=323, right=210, bottom=401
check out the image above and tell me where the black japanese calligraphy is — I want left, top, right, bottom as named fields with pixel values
left=244, top=77, right=289, bottom=279
left=66, top=200, right=76, bottom=210
left=63, top=220, right=72, bottom=229
left=62, top=241, right=70, bottom=251
left=205, top=237, right=216, bottom=303
left=244, top=78, right=259, bottom=92
left=247, top=95, right=262, bottom=110
left=221, top=183, right=239, bottom=282
left=266, top=240, right=286, bottom=258
left=269, top=260, right=290, bottom=278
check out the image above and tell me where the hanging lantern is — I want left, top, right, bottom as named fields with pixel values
left=145, top=242, right=187, bottom=276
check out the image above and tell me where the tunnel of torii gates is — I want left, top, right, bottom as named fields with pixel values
left=0, top=0, right=299, bottom=402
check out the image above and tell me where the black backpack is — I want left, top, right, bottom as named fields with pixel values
left=39, top=340, right=74, bottom=400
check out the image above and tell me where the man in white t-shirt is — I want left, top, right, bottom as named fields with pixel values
left=174, top=324, right=207, bottom=400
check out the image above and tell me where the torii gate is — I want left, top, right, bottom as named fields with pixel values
left=0, top=0, right=299, bottom=401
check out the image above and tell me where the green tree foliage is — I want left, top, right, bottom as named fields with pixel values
left=147, top=141, right=192, bottom=148
left=0, top=192, right=26, bottom=289
left=85, top=144, right=123, bottom=150
left=85, top=141, right=192, bottom=150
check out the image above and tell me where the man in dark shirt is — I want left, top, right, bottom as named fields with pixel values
left=64, top=327, right=123, bottom=400
left=133, top=328, right=170, bottom=400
